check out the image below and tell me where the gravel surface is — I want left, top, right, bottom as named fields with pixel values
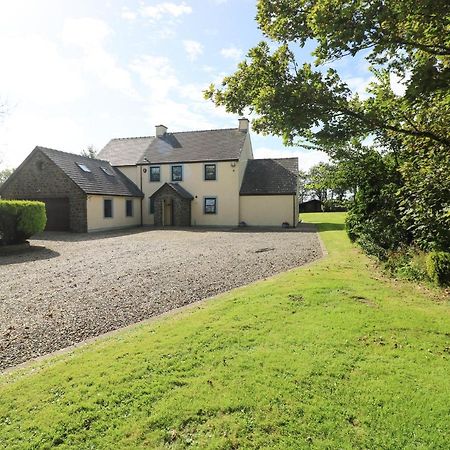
left=0, top=225, right=321, bottom=370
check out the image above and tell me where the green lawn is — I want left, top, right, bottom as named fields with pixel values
left=1, top=213, right=449, bottom=449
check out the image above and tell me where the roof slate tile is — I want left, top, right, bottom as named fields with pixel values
left=98, top=128, right=248, bottom=166
left=38, top=147, right=144, bottom=197
left=240, top=158, right=298, bottom=195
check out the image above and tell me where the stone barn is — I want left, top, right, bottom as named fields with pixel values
left=0, top=146, right=143, bottom=232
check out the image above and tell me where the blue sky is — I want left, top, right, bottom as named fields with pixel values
left=0, top=0, right=375, bottom=171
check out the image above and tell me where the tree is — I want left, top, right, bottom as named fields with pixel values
left=206, top=0, right=449, bottom=151
left=206, top=0, right=450, bottom=254
left=81, top=145, right=98, bottom=159
left=307, top=163, right=333, bottom=202
left=0, top=168, right=13, bottom=186
left=297, top=169, right=310, bottom=202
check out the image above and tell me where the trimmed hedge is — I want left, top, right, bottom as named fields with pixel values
left=426, top=252, right=450, bottom=286
left=0, top=200, right=47, bottom=245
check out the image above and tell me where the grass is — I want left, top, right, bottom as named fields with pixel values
left=1, top=212, right=449, bottom=449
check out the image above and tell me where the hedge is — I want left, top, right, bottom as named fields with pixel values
left=0, top=200, right=47, bottom=245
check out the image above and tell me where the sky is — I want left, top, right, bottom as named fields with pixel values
left=0, top=0, right=375, bottom=171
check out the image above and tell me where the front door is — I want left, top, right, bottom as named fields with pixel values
left=163, top=200, right=172, bottom=226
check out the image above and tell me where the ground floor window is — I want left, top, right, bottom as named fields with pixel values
left=149, top=198, right=155, bottom=214
left=126, top=199, right=133, bottom=217
left=104, top=199, right=113, bottom=218
left=204, top=197, right=217, bottom=214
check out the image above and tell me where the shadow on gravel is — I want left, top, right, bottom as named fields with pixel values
left=32, top=223, right=318, bottom=243
left=34, top=227, right=149, bottom=242
left=0, top=246, right=60, bottom=265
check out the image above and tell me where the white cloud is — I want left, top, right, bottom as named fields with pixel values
left=0, top=110, right=86, bottom=168
left=140, top=2, right=192, bottom=21
left=130, top=54, right=231, bottom=131
left=62, top=18, right=136, bottom=97
left=130, top=55, right=179, bottom=102
left=344, top=75, right=376, bottom=98
left=0, top=16, right=139, bottom=168
left=254, top=147, right=329, bottom=171
left=0, top=34, right=85, bottom=105
left=121, top=7, right=137, bottom=21
left=62, top=17, right=111, bottom=48
left=220, top=46, right=243, bottom=60
left=183, top=40, right=203, bottom=61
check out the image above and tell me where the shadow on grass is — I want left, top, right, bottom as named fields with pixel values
left=316, top=222, right=346, bottom=231
left=0, top=246, right=60, bottom=265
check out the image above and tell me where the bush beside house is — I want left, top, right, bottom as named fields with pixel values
left=0, top=200, right=46, bottom=245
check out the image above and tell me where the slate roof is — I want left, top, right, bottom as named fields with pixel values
left=99, top=137, right=155, bottom=166
left=99, top=128, right=248, bottom=166
left=240, top=158, right=299, bottom=195
left=38, top=147, right=144, bottom=197
left=150, top=182, right=194, bottom=200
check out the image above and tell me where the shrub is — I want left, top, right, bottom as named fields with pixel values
left=426, top=252, right=450, bottom=286
left=0, top=200, right=46, bottom=245
left=385, top=248, right=429, bottom=282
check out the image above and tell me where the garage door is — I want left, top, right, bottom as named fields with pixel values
left=41, top=198, right=70, bottom=231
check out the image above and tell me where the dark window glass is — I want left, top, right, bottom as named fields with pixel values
left=150, top=198, right=155, bottom=214
left=104, top=199, right=113, bottom=218
left=126, top=199, right=133, bottom=217
left=150, top=166, right=160, bottom=182
left=171, top=165, right=182, bottom=181
left=204, top=164, right=216, bottom=180
left=204, top=197, right=217, bottom=214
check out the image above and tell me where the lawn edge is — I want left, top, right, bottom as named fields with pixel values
left=1, top=226, right=327, bottom=379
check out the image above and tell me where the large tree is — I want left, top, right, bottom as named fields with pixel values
left=206, top=0, right=450, bottom=151
left=206, top=0, right=450, bottom=253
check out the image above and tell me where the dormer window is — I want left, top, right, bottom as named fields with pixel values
left=101, top=167, right=115, bottom=176
left=76, top=163, right=91, bottom=172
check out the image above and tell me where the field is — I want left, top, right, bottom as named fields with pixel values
left=0, top=212, right=449, bottom=449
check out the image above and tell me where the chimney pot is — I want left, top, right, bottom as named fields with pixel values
left=238, top=117, right=249, bottom=132
left=155, top=124, right=168, bottom=137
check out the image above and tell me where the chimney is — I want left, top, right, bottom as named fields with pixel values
left=155, top=124, right=168, bottom=137
left=238, top=117, right=249, bottom=132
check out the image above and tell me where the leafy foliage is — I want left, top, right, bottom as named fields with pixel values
left=81, top=145, right=98, bottom=159
left=0, top=200, right=46, bottom=245
left=206, top=0, right=450, bottom=258
left=299, top=162, right=352, bottom=203
left=426, top=252, right=450, bottom=286
left=0, top=167, right=13, bottom=186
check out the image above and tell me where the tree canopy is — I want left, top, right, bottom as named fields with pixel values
left=206, top=0, right=450, bottom=257
left=81, top=145, right=98, bottom=159
left=206, top=0, right=450, bottom=152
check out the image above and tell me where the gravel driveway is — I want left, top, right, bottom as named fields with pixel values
left=0, top=225, right=321, bottom=370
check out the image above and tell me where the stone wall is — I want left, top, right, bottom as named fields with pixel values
left=0, top=149, right=88, bottom=232
left=153, top=185, right=191, bottom=226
